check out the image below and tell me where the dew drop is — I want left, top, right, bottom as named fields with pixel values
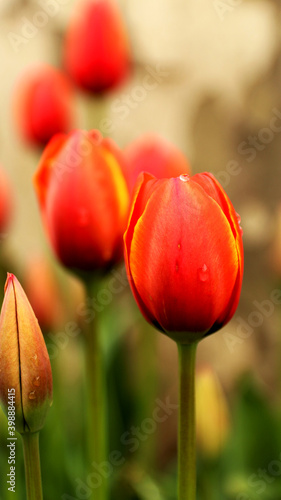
left=179, top=174, right=190, bottom=182
left=31, top=354, right=38, bottom=366
left=77, top=208, right=90, bottom=228
left=235, top=212, right=243, bottom=235
left=33, top=376, right=40, bottom=387
left=28, top=391, right=36, bottom=400
left=198, top=264, right=209, bottom=282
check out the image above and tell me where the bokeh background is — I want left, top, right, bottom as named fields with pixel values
left=1, top=0, right=281, bottom=499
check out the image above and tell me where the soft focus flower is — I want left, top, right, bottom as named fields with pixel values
left=64, top=0, right=131, bottom=93
left=0, top=274, right=53, bottom=434
left=0, top=166, right=13, bottom=234
left=24, top=254, right=65, bottom=332
left=124, top=134, right=191, bottom=193
left=196, top=366, right=230, bottom=459
left=34, top=129, right=130, bottom=272
left=124, top=172, right=243, bottom=342
left=13, top=64, right=74, bottom=146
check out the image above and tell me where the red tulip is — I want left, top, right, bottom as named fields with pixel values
left=64, top=0, right=131, bottom=93
left=13, top=64, right=74, bottom=146
left=34, top=129, right=130, bottom=272
left=0, top=166, right=13, bottom=235
left=124, top=172, right=243, bottom=342
left=124, top=134, right=191, bottom=193
left=0, top=274, right=52, bottom=434
left=24, top=254, right=65, bottom=332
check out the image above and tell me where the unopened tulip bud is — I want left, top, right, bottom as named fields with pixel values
left=0, top=274, right=53, bottom=434
left=196, top=366, right=230, bottom=459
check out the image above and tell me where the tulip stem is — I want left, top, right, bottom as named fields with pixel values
left=84, top=280, right=108, bottom=500
left=21, top=432, right=43, bottom=500
left=177, top=342, right=198, bottom=500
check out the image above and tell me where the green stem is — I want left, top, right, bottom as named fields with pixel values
left=84, top=281, right=108, bottom=500
left=21, top=432, right=43, bottom=500
left=177, top=342, right=198, bottom=500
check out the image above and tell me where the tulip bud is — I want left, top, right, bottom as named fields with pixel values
left=33, top=129, right=130, bottom=272
left=13, top=63, right=74, bottom=146
left=196, top=366, right=230, bottom=459
left=0, top=274, right=53, bottom=434
left=124, top=172, right=243, bottom=341
left=124, top=134, right=191, bottom=193
left=64, top=0, right=131, bottom=93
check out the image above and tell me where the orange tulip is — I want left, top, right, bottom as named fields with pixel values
left=124, top=172, right=243, bottom=342
left=124, top=134, right=191, bottom=193
left=13, top=64, right=74, bottom=146
left=0, top=274, right=52, bottom=434
left=34, top=129, right=130, bottom=272
left=64, top=0, right=131, bottom=93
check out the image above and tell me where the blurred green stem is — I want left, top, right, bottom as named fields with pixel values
left=21, top=432, right=43, bottom=500
left=136, top=322, right=158, bottom=471
left=177, top=342, right=198, bottom=500
left=84, top=280, right=108, bottom=500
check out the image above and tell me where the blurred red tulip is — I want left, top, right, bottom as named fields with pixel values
left=124, top=134, right=191, bottom=193
left=64, top=0, right=131, bottom=93
left=13, top=64, right=74, bottom=147
left=24, top=254, right=65, bottom=332
left=0, top=166, right=13, bottom=235
left=0, top=274, right=52, bottom=434
left=124, top=172, right=243, bottom=342
left=34, top=129, right=130, bottom=272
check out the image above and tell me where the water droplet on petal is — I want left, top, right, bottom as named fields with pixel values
left=235, top=212, right=243, bottom=235
left=33, top=376, right=40, bottom=387
left=29, top=391, right=36, bottom=400
left=31, top=354, right=38, bottom=366
left=198, top=264, right=209, bottom=282
left=179, top=174, right=190, bottom=182
left=77, top=208, right=90, bottom=228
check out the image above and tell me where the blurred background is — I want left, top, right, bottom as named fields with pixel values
left=1, top=0, right=281, bottom=499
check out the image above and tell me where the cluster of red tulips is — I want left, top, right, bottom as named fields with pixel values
left=0, top=1, right=243, bottom=500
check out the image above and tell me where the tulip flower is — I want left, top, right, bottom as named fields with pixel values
left=24, top=254, right=65, bottom=332
left=124, top=172, right=243, bottom=341
left=0, top=166, right=13, bottom=235
left=124, top=134, right=191, bottom=193
left=34, top=130, right=129, bottom=500
left=0, top=273, right=53, bottom=434
left=0, top=274, right=53, bottom=500
left=33, top=129, right=130, bottom=273
left=64, top=0, right=131, bottom=93
left=124, top=171, right=243, bottom=500
left=13, top=64, right=74, bottom=146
